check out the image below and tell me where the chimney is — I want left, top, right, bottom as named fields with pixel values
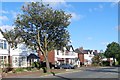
left=79, top=47, right=83, bottom=51
left=94, top=50, right=98, bottom=53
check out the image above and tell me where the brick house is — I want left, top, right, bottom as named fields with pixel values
left=39, top=45, right=80, bottom=66
left=75, top=47, right=98, bottom=66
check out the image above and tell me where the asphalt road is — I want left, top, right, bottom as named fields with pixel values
left=3, top=67, right=119, bottom=79
left=40, top=67, right=119, bottom=78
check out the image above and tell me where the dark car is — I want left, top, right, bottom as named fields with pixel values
left=59, top=64, right=76, bottom=69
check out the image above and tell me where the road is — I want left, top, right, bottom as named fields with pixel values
left=40, top=67, right=119, bottom=78
left=2, top=67, right=119, bottom=79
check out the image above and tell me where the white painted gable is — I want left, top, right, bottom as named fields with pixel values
left=0, top=31, right=6, bottom=40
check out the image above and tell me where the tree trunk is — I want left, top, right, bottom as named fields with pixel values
left=44, top=55, right=50, bottom=73
left=8, top=44, right=11, bottom=68
left=113, top=58, right=115, bottom=66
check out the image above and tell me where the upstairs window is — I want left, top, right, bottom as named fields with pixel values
left=4, top=41, right=7, bottom=49
left=0, top=43, right=3, bottom=49
left=0, top=39, right=7, bottom=49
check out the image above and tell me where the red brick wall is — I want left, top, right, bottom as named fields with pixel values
left=38, top=50, right=55, bottom=64
left=48, top=50, right=55, bottom=63
left=78, top=53, right=84, bottom=63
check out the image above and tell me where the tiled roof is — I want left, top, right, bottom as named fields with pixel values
left=66, top=45, right=74, bottom=51
left=75, top=48, right=97, bottom=55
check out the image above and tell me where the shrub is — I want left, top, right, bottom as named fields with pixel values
left=92, top=63, right=99, bottom=66
left=15, top=68, right=24, bottom=72
left=32, top=62, right=41, bottom=69
left=102, top=61, right=110, bottom=66
left=26, top=67, right=32, bottom=71
left=12, top=69, right=16, bottom=73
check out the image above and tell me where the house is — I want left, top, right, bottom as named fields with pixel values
left=10, top=43, right=29, bottom=68
left=0, top=31, right=38, bottom=68
left=39, top=45, right=80, bottom=67
left=27, top=53, right=40, bottom=66
left=0, top=31, right=8, bottom=68
left=75, top=47, right=98, bottom=66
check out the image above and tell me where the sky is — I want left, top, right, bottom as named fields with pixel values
left=0, top=1, right=118, bottom=51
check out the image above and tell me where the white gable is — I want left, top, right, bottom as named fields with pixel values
left=0, top=31, right=6, bottom=40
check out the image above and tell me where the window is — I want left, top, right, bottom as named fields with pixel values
left=0, top=43, right=3, bottom=49
left=19, top=56, right=26, bottom=66
left=4, top=41, right=7, bottom=49
left=15, top=57, right=18, bottom=63
left=0, top=56, right=7, bottom=67
left=57, top=50, right=59, bottom=55
left=13, top=57, right=19, bottom=66
left=0, top=39, right=7, bottom=49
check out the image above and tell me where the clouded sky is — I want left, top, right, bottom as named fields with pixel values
left=0, top=1, right=118, bottom=51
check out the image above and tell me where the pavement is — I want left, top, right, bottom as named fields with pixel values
left=3, top=68, right=81, bottom=78
left=39, top=66, right=119, bottom=78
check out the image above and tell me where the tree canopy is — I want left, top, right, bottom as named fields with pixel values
left=14, top=2, right=72, bottom=72
left=104, top=42, right=120, bottom=65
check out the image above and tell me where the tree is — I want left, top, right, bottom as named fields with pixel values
left=104, top=42, right=120, bottom=65
left=14, top=2, right=71, bottom=72
left=0, top=28, right=21, bottom=68
left=92, top=55, right=102, bottom=66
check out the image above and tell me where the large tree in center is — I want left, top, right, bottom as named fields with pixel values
left=14, top=2, right=71, bottom=72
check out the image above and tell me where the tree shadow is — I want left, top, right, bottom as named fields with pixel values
left=51, top=72, right=71, bottom=80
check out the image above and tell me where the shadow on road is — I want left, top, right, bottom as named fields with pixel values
left=55, top=75, right=71, bottom=80
left=51, top=71, right=71, bottom=80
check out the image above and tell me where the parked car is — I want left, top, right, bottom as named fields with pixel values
left=59, top=64, right=76, bottom=69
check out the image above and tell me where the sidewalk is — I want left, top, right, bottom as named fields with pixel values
left=3, top=68, right=82, bottom=78
left=2, top=66, right=105, bottom=78
left=0, top=73, right=2, bottom=80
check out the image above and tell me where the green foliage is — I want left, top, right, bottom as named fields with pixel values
left=104, top=42, right=120, bottom=65
left=14, top=2, right=71, bottom=52
left=92, top=63, right=99, bottom=66
left=32, top=62, right=41, bottom=69
left=26, top=67, right=32, bottom=71
left=102, top=61, right=110, bottom=66
left=92, top=55, right=101, bottom=66
left=15, top=68, right=24, bottom=72
left=14, top=2, right=71, bottom=72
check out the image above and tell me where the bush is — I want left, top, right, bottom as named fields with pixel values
left=42, top=67, right=47, bottom=73
left=32, top=62, right=41, bottom=69
left=92, top=63, right=99, bottom=66
left=102, top=61, right=110, bottom=66
left=26, top=67, right=32, bottom=71
left=15, top=68, right=24, bottom=72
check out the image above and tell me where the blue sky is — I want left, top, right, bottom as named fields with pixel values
left=0, top=2, right=118, bottom=51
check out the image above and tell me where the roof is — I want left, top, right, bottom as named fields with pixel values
left=57, top=45, right=75, bottom=52
left=66, top=45, right=74, bottom=51
left=27, top=53, right=39, bottom=60
left=75, top=48, right=89, bottom=54
left=74, top=48, right=82, bottom=53
left=75, top=48, right=95, bottom=54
